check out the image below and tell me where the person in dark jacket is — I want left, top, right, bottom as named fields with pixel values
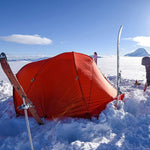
left=94, top=52, right=97, bottom=64
left=144, top=65, right=150, bottom=92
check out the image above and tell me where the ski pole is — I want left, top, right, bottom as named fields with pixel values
left=22, top=97, right=34, bottom=150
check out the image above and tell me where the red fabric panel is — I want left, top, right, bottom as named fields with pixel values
left=13, top=52, right=124, bottom=119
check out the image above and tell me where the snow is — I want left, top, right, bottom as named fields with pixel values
left=0, top=56, right=150, bottom=150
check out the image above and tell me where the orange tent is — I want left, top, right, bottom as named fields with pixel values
left=13, top=52, right=124, bottom=119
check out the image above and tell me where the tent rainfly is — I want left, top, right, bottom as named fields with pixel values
left=13, top=52, right=124, bottom=119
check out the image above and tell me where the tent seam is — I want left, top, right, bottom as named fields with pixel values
left=26, top=58, right=50, bottom=117
left=72, top=52, right=90, bottom=116
left=88, top=59, right=94, bottom=113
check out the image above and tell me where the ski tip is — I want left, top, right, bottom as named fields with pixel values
left=119, top=25, right=123, bottom=32
left=0, top=52, right=7, bottom=60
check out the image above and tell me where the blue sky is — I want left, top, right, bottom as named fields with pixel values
left=0, top=0, right=150, bottom=57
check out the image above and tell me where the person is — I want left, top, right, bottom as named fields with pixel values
left=144, top=65, right=150, bottom=92
left=94, top=52, right=97, bottom=64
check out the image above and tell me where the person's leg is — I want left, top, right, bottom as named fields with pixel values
left=144, top=83, right=148, bottom=92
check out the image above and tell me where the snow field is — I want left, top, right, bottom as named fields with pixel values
left=0, top=57, right=150, bottom=150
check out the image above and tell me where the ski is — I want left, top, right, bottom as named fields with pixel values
left=0, top=52, right=43, bottom=125
left=116, top=25, right=123, bottom=108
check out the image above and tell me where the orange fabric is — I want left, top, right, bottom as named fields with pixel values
left=13, top=52, right=124, bottom=119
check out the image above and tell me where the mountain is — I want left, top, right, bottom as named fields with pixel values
left=125, top=48, right=150, bottom=57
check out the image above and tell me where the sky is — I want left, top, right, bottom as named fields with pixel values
left=0, top=0, right=150, bottom=57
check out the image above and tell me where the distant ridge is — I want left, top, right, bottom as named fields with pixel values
left=125, top=48, right=150, bottom=57
left=90, top=55, right=101, bottom=58
left=7, top=56, right=50, bottom=62
left=8, top=57, right=49, bottom=62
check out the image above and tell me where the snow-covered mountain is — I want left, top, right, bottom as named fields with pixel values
left=125, top=48, right=150, bottom=57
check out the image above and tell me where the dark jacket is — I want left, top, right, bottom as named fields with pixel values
left=146, top=65, right=150, bottom=85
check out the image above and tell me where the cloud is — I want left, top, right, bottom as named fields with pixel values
left=0, top=34, right=52, bottom=45
left=125, top=36, right=150, bottom=47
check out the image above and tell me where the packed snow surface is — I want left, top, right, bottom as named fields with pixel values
left=0, top=56, right=150, bottom=150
